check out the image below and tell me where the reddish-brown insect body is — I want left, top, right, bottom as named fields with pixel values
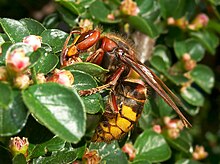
left=61, top=28, right=191, bottom=142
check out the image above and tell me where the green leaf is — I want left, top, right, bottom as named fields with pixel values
left=22, top=83, right=86, bottom=143
left=0, top=90, right=29, bottom=136
left=20, top=18, right=46, bottom=35
left=41, top=29, right=69, bottom=53
left=64, top=62, right=108, bottom=77
left=0, top=42, right=12, bottom=65
left=71, top=70, right=104, bottom=114
left=150, top=45, right=171, bottom=73
left=180, top=86, right=204, bottom=106
left=29, top=136, right=66, bottom=158
left=134, top=129, right=171, bottom=163
left=159, top=0, right=196, bottom=19
left=56, top=0, right=82, bottom=15
left=190, top=64, right=214, bottom=94
left=0, top=82, right=13, bottom=109
left=0, top=18, right=30, bottom=43
left=89, top=141, right=128, bottom=164
left=136, top=0, right=160, bottom=21
left=174, top=39, right=205, bottom=61
left=0, top=34, right=5, bottom=46
left=127, top=16, right=159, bottom=38
left=190, top=30, right=219, bottom=55
left=34, top=50, right=59, bottom=74
left=175, top=159, right=202, bottom=164
left=12, top=154, right=26, bottom=164
left=164, top=130, right=192, bottom=154
left=131, top=159, right=151, bottom=164
left=32, top=148, right=77, bottom=164
left=89, top=0, right=120, bottom=23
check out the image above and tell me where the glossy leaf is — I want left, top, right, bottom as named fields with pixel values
left=0, top=18, right=30, bottom=43
left=127, top=16, right=159, bottom=38
left=190, top=30, right=219, bottom=55
left=34, top=50, right=59, bottom=74
left=32, top=148, right=76, bottom=164
left=64, top=62, right=108, bottom=77
left=12, top=154, right=26, bottom=164
left=20, top=18, right=46, bottom=35
left=149, top=55, right=169, bottom=73
left=190, top=64, right=214, bottom=94
left=0, top=34, right=5, bottom=45
left=0, top=90, right=29, bottom=136
left=29, top=136, right=66, bottom=158
left=180, top=86, right=204, bottom=106
left=0, top=42, right=12, bottom=65
left=0, top=82, right=13, bottom=109
left=41, top=29, right=68, bottom=53
left=56, top=0, right=83, bottom=15
left=134, top=129, right=171, bottom=163
left=71, top=70, right=104, bottom=114
left=164, top=130, right=192, bottom=155
left=22, top=83, right=86, bottom=143
left=89, top=141, right=128, bottom=164
left=131, top=159, right=151, bottom=164
left=174, top=39, right=205, bottom=61
left=175, top=159, right=202, bottom=164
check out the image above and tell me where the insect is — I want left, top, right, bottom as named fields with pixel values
left=61, top=28, right=191, bottom=142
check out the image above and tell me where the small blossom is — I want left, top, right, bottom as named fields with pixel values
left=192, top=145, right=208, bottom=160
left=6, top=48, right=30, bottom=73
left=152, top=124, right=162, bottom=134
left=122, top=143, right=136, bottom=161
left=82, top=149, right=101, bottom=164
left=167, top=128, right=180, bottom=139
left=107, top=14, right=115, bottom=20
left=120, top=0, right=140, bottom=16
left=47, top=69, right=74, bottom=87
left=79, top=19, right=94, bottom=33
left=182, top=53, right=197, bottom=71
left=14, top=74, right=30, bottom=89
left=189, top=13, right=209, bottom=30
left=23, top=35, right=42, bottom=51
left=0, top=66, right=7, bottom=81
left=36, top=73, right=46, bottom=84
left=175, top=17, right=189, bottom=30
left=167, top=17, right=176, bottom=25
left=9, top=137, right=29, bottom=157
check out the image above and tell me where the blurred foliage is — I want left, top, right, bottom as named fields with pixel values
left=0, top=0, right=220, bottom=163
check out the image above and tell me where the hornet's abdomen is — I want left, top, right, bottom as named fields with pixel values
left=92, top=81, right=147, bottom=142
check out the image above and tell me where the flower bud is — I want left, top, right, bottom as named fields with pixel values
left=36, top=73, right=46, bottom=84
left=9, top=137, right=29, bottom=157
left=6, top=48, right=30, bottom=73
left=23, top=35, right=42, bottom=51
left=152, top=125, right=162, bottom=134
left=122, top=143, right=136, bottom=161
left=192, top=145, right=208, bottom=160
left=82, top=149, right=101, bottom=164
left=47, top=69, right=74, bottom=87
left=0, top=66, right=7, bottom=81
left=167, top=128, right=180, bottom=139
left=14, top=74, right=30, bottom=89
left=120, top=0, right=140, bottom=16
left=189, top=13, right=209, bottom=30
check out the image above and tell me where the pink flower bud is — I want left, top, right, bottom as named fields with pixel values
left=6, top=48, right=30, bottom=73
left=189, top=13, right=209, bottom=30
left=122, top=143, right=136, bottom=161
left=120, top=0, right=140, bottom=16
left=167, top=128, right=180, bottom=139
left=152, top=124, right=162, bottom=134
left=9, top=137, right=29, bottom=157
left=23, top=35, right=42, bottom=51
left=0, top=66, right=7, bottom=81
left=14, top=74, right=30, bottom=89
left=47, top=69, right=74, bottom=87
left=192, top=145, right=208, bottom=160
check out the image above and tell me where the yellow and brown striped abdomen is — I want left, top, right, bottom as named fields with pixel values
left=92, top=80, right=147, bottom=142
